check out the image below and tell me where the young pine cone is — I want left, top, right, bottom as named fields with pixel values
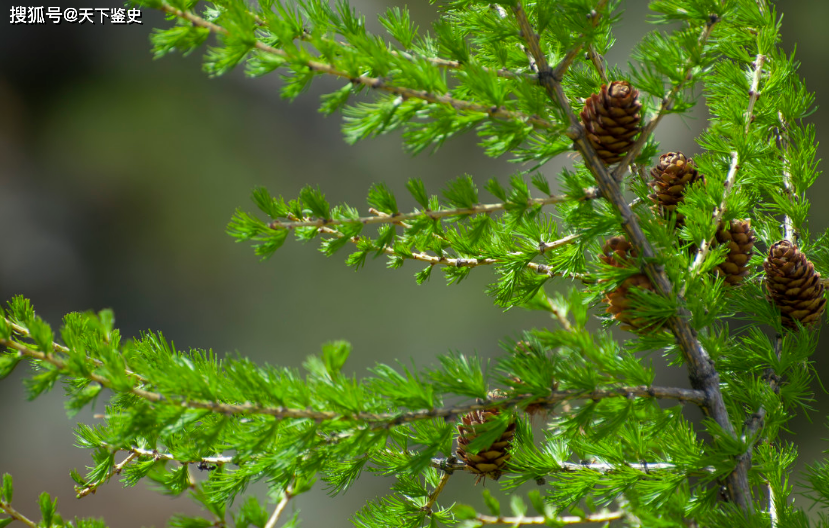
left=648, top=151, right=704, bottom=225
left=600, top=236, right=661, bottom=333
left=713, top=220, right=756, bottom=286
left=763, top=241, right=826, bottom=329
left=456, top=401, right=516, bottom=484
left=580, top=81, right=642, bottom=165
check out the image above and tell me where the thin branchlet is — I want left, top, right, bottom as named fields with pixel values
left=474, top=510, right=624, bottom=525
left=0, top=500, right=38, bottom=528
left=430, top=458, right=716, bottom=476
left=249, top=10, right=533, bottom=81
left=317, top=225, right=590, bottom=281
left=689, top=54, right=766, bottom=276
left=267, top=190, right=599, bottom=230
left=264, top=483, right=294, bottom=528
left=610, top=18, right=720, bottom=182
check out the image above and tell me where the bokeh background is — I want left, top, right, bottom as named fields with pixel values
left=2, top=1, right=829, bottom=526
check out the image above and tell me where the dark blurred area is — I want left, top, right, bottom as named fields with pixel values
left=1, top=1, right=828, bottom=526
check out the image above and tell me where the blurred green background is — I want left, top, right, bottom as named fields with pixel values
left=1, top=1, right=828, bottom=526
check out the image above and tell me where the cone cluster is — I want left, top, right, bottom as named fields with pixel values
left=580, top=81, right=642, bottom=165
left=647, top=152, right=756, bottom=287
left=599, top=236, right=659, bottom=333
left=763, top=241, right=826, bottom=328
left=713, top=220, right=756, bottom=286
left=648, top=151, right=704, bottom=225
left=456, top=402, right=516, bottom=484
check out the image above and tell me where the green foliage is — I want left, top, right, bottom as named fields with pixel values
left=3, top=0, right=828, bottom=526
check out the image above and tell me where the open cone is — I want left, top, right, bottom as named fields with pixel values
left=580, top=81, right=642, bottom=165
left=763, top=241, right=826, bottom=328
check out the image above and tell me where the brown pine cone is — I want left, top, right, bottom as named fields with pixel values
left=648, top=152, right=704, bottom=225
left=456, top=399, right=516, bottom=484
left=580, top=81, right=642, bottom=165
left=600, top=236, right=661, bottom=333
left=764, top=241, right=826, bottom=328
left=713, top=220, right=756, bottom=286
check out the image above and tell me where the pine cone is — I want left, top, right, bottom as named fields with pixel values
left=600, top=236, right=661, bottom=333
left=648, top=152, right=704, bottom=225
left=456, top=400, right=516, bottom=484
left=580, top=81, right=642, bottom=165
left=713, top=220, right=756, bottom=286
left=763, top=241, right=826, bottom=328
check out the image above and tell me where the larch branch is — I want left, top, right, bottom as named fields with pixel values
left=610, top=19, right=720, bottom=181
left=6, top=319, right=149, bottom=384
left=510, top=1, right=751, bottom=511
left=317, top=225, right=589, bottom=282
left=76, top=451, right=140, bottom=498
left=251, top=10, right=532, bottom=81
left=267, top=189, right=599, bottom=230
left=423, top=471, right=452, bottom=513
left=475, top=510, right=624, bottom=525
left=430, top=457, right=715, bottom=476
left=0, top=500, right=38, bottom=528
left=689, top=54, right=765, bottom=277
left=264, top=483, right=294, bottom=528
left=0, top=337, right=708, bottom=426
left=160, top=4, right=555, bottom=130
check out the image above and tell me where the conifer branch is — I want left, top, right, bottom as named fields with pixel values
left=610, top=18, right=720, bottom=181
left=124, top=447, right=233, bottom=466
left=74, top=446, right=233, bottom=498
left=586, top=44, right=608, bottom=84
left=6, top=318, right=149, bottom=384
left=776, top=112, right=798, bottom=245
left=317, top=225, right=590, bottom=281
left=689, top=54, right=765, bottom=279
left=392, top=51, right=531, bottom=81
left=264, top=485, right=293, bottom=528
left=264, top=483, right=294, bottom=528
left=474, top=510, right=624, bottom=525
left=686, top=151, right=740, bottom=278
left=490, top=4, right=538, bottom=75
left=545, top=297, right=573, bottom=331
left=423, top=471, right=451, bottom=513
left=510, top=1, right=751, bottom=511
left=769, top=481, right=778, bottom=528
left=0, top=336, right=710, bottom=424
left=0, top=500, right=38, bottom=528
left=268, top=191, right=598, bottom=230
left=159, top=4, right=556, bottom=130
left=551, top=0, right=609, bottom=81
left=255, top=13, right=531, bottom=82
left=76, top=451, right=140, bottom=498
left=430, top=458, right=715, bottom=476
